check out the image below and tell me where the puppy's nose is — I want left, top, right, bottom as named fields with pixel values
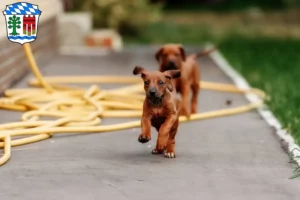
left=149, top=88, right=156, bottom=96
left=167, top=61, right=177, bottom=69
left=169, top=61, right=175, bottom=66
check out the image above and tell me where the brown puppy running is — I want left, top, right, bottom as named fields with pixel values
left=133, top=66, right=181, bottom=158
left=155, top=44, right=216, bottom=117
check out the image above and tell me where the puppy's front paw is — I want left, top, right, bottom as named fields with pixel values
left=180, top=107, right=190, bottom=118
left=138, top=134, right=151, bottom=143
left=152, top=148, right=164, bottom=154
left=165, top=151, right=176, bottom=158
left=191, top=105, right=197, bottom=114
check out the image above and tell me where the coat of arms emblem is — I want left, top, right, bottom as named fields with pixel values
left=2, top=2, right=41, bottom=45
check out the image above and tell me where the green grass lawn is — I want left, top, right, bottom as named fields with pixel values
left=125, top=22, right=300, bottom=144
left=124, top=22, right=218, bottom=44
left=220, top=37, right=300, bottom=144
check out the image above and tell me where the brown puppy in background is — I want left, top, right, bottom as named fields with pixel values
left=133, top=66, right=181, bottom=158
left=155, top=44, right=217, bottom=117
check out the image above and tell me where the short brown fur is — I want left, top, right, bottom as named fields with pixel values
left=155, top=44, right=217, bottom=117
left=133, top=66, right=181, bottom=158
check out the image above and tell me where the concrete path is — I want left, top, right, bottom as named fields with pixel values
left=0, top=46, right=299, bottom=200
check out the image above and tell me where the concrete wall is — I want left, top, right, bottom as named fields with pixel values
left=0, top=0, right=63, bottom=93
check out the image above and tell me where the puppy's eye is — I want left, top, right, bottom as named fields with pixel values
left=159, top=81, right=164, bottom=85
left=144, top=81, right=149, bottom=85
left=163, top=54, right=167, bottom=58
left=174, top=53, right=179, bottom=57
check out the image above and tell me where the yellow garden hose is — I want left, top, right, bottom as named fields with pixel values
left=0, top=43, right=266, bottom=166
left=23, top=44, right=54, bottom=93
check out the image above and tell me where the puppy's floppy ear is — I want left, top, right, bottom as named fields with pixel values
left=133, top=66, right=147, bottom=78
left=163, top=70, right=181, bottom=92
left=178, top=45, right=186, bottom=61
left=164, top=70, right=181, bottom=80
left=155, top=48, right=163, bottom=61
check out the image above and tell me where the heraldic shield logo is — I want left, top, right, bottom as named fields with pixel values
left=2, top=2, right=41, bottom=45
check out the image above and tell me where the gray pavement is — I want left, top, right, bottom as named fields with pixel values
left=0, top=46, right=299, bottom=200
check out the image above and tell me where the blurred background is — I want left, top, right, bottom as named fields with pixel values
left=61, top=0, right=300, bottom=44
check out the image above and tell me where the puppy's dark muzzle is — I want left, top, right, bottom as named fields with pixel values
left=147, top=87, right=163, bottom=105
left=165, top=61, right=178, bottom=70
left=149, top=88, right=157, bottom=97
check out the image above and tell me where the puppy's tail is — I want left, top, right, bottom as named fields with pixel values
left=191, top=46, right=218, bottom=59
